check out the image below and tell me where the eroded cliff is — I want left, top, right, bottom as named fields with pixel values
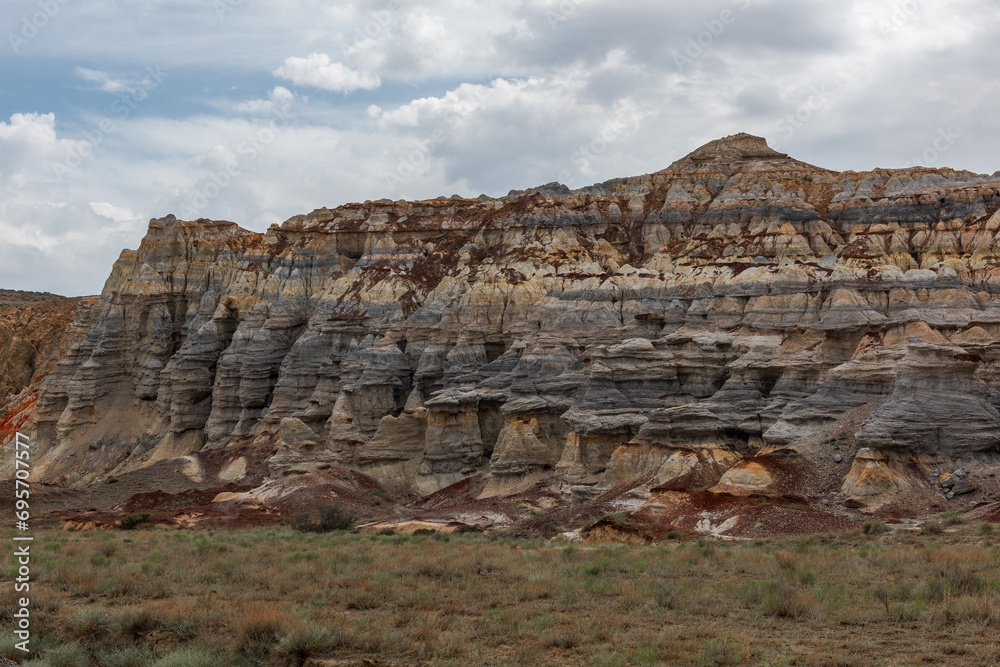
left=9, top=133, right=1000, bottom=532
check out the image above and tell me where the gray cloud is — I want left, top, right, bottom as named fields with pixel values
left=3, top=0, right=1000, bottom=295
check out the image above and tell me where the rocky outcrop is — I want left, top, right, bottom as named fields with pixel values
left=9, top=133, right=1000, bottom=513
left=854, top=339, right=1000, bottom=456
left=841, top=448, right=913, bottom=498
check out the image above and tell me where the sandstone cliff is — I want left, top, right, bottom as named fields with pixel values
left=8, top=133, right=1000, bottom=526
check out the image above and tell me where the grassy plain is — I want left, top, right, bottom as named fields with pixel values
left=2, top=520, right=1000, bottom=666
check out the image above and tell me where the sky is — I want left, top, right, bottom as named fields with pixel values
left=2, top=0, right=998, bottom=296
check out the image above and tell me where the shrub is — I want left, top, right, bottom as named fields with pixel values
left=344, top=589, right=384, bottom=610
left=653, top=581, right=680, bottom=609
left=319, top=505, right=354, bottom=530
left=873, top=586, right=892, bottom=616
left=863, top=522, right=888, bottom=535
left=600, top=512, right=633, bottom=526
left=67, top=607, right=111, bottom=641
left=543, top=622, right=584, bottom=649
left=119, top=513, right=151, bottom=530
left=944, top=594, right=999, bottom=625
left=277, top=625, right=332, bottom=666
left=190, top=536, right=227, bottom=555
left=583, top=576, right=613, bottom=596
left=150, top=647, right=219, bottom=667
left=761, top=583, right=815, bottom=618
left=0, top=624, right=38, bottom=657
left=94, top=643, right=155, bottom=667
left=921, top=521, right=944, bottom=535
left=798, top=568, right=818, bottom=586
left=118, top=606, right=160, bottom=639
left=25, top=643, right=90, bottom=667
left=283, top=550, right=319, bottom=563
left=699, top=639, right=745, bottom=666
left=291, top=505, right=354, bottom=533
left=235, top=607, right=287, bottom=658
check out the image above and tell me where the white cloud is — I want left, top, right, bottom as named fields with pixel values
left=0, top=113, right=89, bottom=187
left=273, top=53, right=381, bottom=93
left=75, top=68, right=131, bottom=93
left=379, top=78, right=531, bottom=128
left=237, top=86, right=296, bottom=115
left=0, top=112, right=58, bottom=143
left=74, top=67, right=161, bottom=94
left=89, top=202, right=136, bottom=224
left=0, top=113, right=143, bottom=293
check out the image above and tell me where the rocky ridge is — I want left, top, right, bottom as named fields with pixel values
left=5, top=133, right=1000, bottom=536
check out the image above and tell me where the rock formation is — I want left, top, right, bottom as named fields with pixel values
left=6, top=133, right=1000, bottom=522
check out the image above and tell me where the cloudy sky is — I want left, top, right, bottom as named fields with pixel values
left=2, top=0, right=998, bottom=295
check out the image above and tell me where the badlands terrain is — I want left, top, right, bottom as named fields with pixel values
left=4, top=132, right=1000, bottom=539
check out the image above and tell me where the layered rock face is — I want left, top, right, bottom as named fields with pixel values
left=12, top=133, right=1000, bottom=505
left=0, top=291, right=95, bottom=399
left=0, top=291, right=98, bottom=445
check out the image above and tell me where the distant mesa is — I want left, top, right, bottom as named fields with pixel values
left=682, top=132, right=789, bottom=161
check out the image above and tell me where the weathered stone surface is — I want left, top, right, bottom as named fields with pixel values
left=268, top=417, right=329, bottom=478
left=939, top=470, right=977, bottom=496
left=9, top=134, right=1000, bottom=510
left=854, top=340, right=1000, bottom=456
left=841, top=448, right=912, bottom=498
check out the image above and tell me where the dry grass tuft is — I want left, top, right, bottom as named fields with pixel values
left=234, top=605, right=288, bottom=658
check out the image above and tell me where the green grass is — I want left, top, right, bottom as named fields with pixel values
left=2, top=522, right=999, bottom=665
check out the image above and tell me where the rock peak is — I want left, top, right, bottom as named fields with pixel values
left=683, top=132, right=789, bottom=161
